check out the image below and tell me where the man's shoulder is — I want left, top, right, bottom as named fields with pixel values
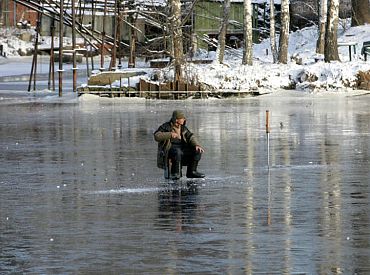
left=158, top=121, right=172, bottom=130
left=162, top=121, right=172, bottom=127
left=182, top=125, right=191, bottom=132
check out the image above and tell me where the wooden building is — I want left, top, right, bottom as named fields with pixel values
left=193, top=0, right=261, bottom=50
left=0, top=0, right=355, bottom=55
left=290, top=0, right=352, bottom=28
left=0, top=0, right=38, bottom=27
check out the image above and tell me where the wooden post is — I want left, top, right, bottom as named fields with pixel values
left=90, top=0, right=96, bottom=71
left=58, top=0, right=64, bottom=97
left=48, top=17, right=55, bottom=91
left=117, top=3, right=122, bottom=69
left=72, top=0, right=77, bottom=92
left=84, top=38, right=90, bottom=78
left=100, top=0, right=108, bottom=71
left=28, top=7, right=42, bottom=92
left=109, top=0, right=118, bottom=70
left=128, top=5, right=137, bottom=68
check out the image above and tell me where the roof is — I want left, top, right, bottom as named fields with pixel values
left=134, top=0, right=282, bottom=5
left=227, top=0, right=281, bottom=3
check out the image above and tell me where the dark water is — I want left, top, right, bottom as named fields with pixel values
left=0, top=92, right=369, bottom=274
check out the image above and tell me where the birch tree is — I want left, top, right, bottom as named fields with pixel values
left=351, top=0, right=370, bottom=26
left=216, top=0, right=231, bottom=64
left=316, top=0, right=327, bottom=54
left=269, top=0, right=278, bottom=63
left=242, top=0, right=253, bottom=65
left=278, top=0, right=290, bottom=64
left=324, top=0, right=340, bottom=62
left=169, top=0, right=184, bottom=82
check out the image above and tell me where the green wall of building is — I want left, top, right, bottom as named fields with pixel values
left=194, top=0, right=259, bottom=49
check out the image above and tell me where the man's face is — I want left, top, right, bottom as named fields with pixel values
left=176, top=118, right=186, bottom=125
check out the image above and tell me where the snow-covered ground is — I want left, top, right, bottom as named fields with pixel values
left=1, top=20, right=370, bottom=93
left=184, top=20, right=370, bottom=92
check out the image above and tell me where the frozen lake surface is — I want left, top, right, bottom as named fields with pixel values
left=0, top=89, right=370, bottom=274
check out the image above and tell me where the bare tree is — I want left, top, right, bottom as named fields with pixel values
left=216, top=0, right=231, bottom=64
left=242, top=0, right=253, bottom=65
left=316, top=0, right=327, bottom=54
left=128, top=0, right=138, bottom=68
left=351, top=0, right=370, bottom=26
left=278, top=0, right=290, bottom=64
left=169, top=0, right=184, bottom=82
left=0, top=3, right=3, bottom=25
left=269, top=0, right=278, bottom=63
left=324, top=0, right=340, bottom=62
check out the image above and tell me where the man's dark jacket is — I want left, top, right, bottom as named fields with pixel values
left=154, top=120, right=200, bottom=169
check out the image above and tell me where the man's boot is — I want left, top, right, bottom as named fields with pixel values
left=186, top=160, right=205, bottom=178
left=171, top=160, right=181, bottom=180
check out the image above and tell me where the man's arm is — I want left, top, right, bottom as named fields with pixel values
left=184, top=126, right=204, bottom=152
left=154, top=123, right=172, bottom=142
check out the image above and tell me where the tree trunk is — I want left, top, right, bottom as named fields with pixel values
left=278, top=0, right=289, bottom=64
left=170, top=0, right=184, bottom=82
left=269, top=0, right=278, bottom=63
left=324, top=0, right=340, bottom=62
left=242, top=0, right=253, bottom=65
left=110, top=0, right=118, bottom=70
left=351, top=0, right=370, bottom=26
left=316, top=0, right=327, bottom=54
left=216, top=0, right=231, bottom=64
left=128, top=12, right=137, bottom=68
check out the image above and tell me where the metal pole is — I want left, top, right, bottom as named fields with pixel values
left=266, top=110, right=270, bottom=168
left=266, top=109, right=271, bottom=225
left=267, top=167, right=271, bottom=225
left=58, top=0, right=64, bottom=97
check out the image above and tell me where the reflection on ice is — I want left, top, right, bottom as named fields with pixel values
left=265, top=163, right=329, bottom=170
left=1, top=93, right=369, bottom=274
left=90, top=187, right=162, bottom=194
left=87, top=177, right=234, bottom=195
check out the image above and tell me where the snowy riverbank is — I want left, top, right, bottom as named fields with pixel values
left=186, top=23, right=370, bottom=92
left=1, top=22, right=370, bottom=93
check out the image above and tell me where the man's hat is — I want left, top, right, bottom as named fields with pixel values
left=172, top=110, right=186, bottom=120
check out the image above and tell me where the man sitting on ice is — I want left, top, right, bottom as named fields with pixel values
left=154, top=110, right=205, bottom=180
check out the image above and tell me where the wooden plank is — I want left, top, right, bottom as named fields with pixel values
left=139, top=79, right=149, bottom=91
left=150, top=82, right=159, bottom=91
left=159, top=82, right=171, bottom=91
left=178, top=82, right=186, bottom=91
